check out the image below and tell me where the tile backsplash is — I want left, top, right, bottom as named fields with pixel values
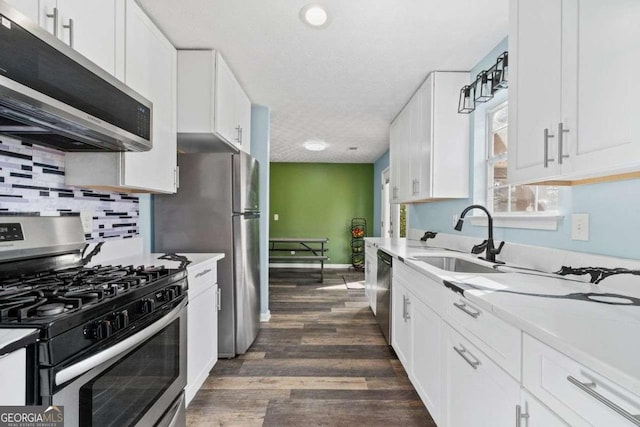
left=0, top=137, right=138, bottom=241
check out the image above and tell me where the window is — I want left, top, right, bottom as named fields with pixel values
left=486, top=102, right=558, bottom=214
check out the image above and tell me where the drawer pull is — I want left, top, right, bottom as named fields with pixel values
left=216, top=288, right=221, bottom=311
left=453, top=302, right=480, bottom=319
left=516, top=404, right=530, bottom=427
left=567, top=376, right=640, bottom=426
left=195, top=268, right=212, bottom=279
left=453, top=345, right=481, bottom=370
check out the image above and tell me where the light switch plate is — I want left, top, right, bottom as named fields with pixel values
left=80, top=211, right=93, bottom=233
left=571, top=213, right=589, bottom=241
left=274, top=214, right=279, bottom=221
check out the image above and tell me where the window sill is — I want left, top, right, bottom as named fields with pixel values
left=468, top=213, right=563, bottom=231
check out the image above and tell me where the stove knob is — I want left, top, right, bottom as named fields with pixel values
left=164, top=287, right=177, bottom=301
left=138, top=298, right=155, bottom=314
left=87, top=320, right=112, bottom=340
left=171, top=285, right=183, bottom=297
left=112, top=310, right=129, bottom=330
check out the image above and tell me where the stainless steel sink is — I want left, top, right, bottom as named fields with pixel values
left=412, top=255, right=501, bottom=274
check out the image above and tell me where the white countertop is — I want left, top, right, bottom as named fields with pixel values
left=369, top=237, right=640, bottom=397
left=92, top=252, right=225, bottom=271
left=0, top=328, right=39, bottom=355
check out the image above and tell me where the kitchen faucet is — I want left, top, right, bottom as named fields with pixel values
left=454, top=204, right=505, bottom=263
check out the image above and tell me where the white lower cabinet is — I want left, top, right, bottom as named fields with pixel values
left=522, top=334, right=640, bottom=426
left=391, top=258, right=638, bottom=427
left=0, top=348, right=26, bottom=405
left=443, top=324, right=520, bottom=427
left=391, top=278, right=412, bottom=368
left=519, top=390, right=570, bottom=426
left=364, top=243, right=377, bottom=314
left=186, top=262, right=219, bottom=406
left=392, top=262, right=443, bottom=424
left=411, top=296, right=442, bottom=424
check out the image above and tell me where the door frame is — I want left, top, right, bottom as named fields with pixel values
left=381, top=167, right=400, bottom=238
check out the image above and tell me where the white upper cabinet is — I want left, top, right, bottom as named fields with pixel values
left=4, top=0, right=39, bottom=23
left=6, top=0, right=118, bottom=76
left=509, top=0, right=640, bottom=184
left=177, top=50, right=252, bottom=153
left=65, top=1, right=177, bottom=193
left=389, top=71, right=469, bottom=204
left=508, top=0, right=563, bottom=184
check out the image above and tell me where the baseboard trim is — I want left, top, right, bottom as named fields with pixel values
left=269, top=263, right=352, bottom=269
left=260, top=311, right=271, bottom=322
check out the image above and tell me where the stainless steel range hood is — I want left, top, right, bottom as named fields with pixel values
left=0, top=1, right=153, bottom=152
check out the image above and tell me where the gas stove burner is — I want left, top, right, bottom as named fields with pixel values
left=37, top=302, right=65, bottom=316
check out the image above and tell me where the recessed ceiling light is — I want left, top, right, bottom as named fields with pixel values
left=300, top=4, right=329, bottom=29
left=303, top=140, right=327, bottom=151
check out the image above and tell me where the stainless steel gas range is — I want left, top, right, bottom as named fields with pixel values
left=0, top=216, right=188, bottom=427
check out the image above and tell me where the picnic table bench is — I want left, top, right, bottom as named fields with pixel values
left=269, top=237, right=329, bottom=282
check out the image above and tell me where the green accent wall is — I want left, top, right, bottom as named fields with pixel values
left=270, top=163, right=374, bottom=265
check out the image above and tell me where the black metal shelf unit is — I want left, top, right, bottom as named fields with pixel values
left=350, top=218, right=366, bottom=270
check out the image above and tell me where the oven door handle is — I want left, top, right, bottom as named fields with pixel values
left=55, top=299, right=186, bottom=386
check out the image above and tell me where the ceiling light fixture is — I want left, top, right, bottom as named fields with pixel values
left=303, top=140, right=327, bottom=151
left=300, top=4, right=329, bottom=29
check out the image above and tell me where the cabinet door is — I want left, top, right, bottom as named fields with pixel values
left=236, top=86, right=252, bottom=153
left=215, top=53, right=240, bottom=146
left=391, top=110, right=410, bottom=203
left=520, top=390, right=569, bottom=427
left=563, top=0, right=640, bottom=175
left=406, top=92, right=422, bottom=201
left=56, top=0, right=117, bottom=75
left=389, top=118, right=401, bottom=203
left=0, top=348, right=26, bottom=405
left=122, top=1, right=177, bottom=193
left=508, top=0, right=563, bottom=184
left=444, top=324, right=520, bottom=427
left=414, top=77, right=433, bottom=200
left=391, top=280, right=411, bottom=368
left=411, top=297, right=442, bottom=424
left=186, top=283, right=218, bottom=405
left=4, top=0, right=39, bottom=23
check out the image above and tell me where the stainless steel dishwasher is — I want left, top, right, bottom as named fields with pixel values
left=375, top=249, right=392, bottom=345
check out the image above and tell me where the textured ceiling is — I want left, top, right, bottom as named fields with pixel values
left=138, top=0, right=508, bottom=163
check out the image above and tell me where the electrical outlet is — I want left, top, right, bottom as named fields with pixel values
left=274, top=214, right=279, bottom=221
left=290, top=250, right=295, bottom=255
left=571, top=213, right=589, bottom=241
left=80, top=211, right=93, bottom=233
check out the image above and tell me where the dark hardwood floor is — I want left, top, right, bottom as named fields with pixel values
left=186, top=268, right=436, bottom=426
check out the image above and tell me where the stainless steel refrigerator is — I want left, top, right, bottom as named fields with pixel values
left=154, top=152, right=260, bottom=358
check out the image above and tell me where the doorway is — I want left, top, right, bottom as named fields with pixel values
left=380, top=168, right=405, bottom=238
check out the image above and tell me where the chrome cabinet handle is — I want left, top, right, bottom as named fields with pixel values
left=412, top=179, right=419, bottom=195
left=402, top=295, right=407, bottom=320
left=405, top=297, right=411, bottom=320
left=239, top=127, right=243, bottom=144
left=453, top=345, right=480, bottom=370
left=516, top=404, right=530, bottom=427
left=543, top=128, right=555, bottom=168
left=453, top=301, right=480, bottom=319
left=216, top=288, right=221, bottom=311
left=235, top=126, right=241, bottom=142
left=195, top=268, right=212, bottom=279
left=567, top=376, right=640, bottom=426
left=46, top=7, right=59, bottom=37
left=63, top=18, right=74, bottom=47
left=557, top=122, right=570, bottom=165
